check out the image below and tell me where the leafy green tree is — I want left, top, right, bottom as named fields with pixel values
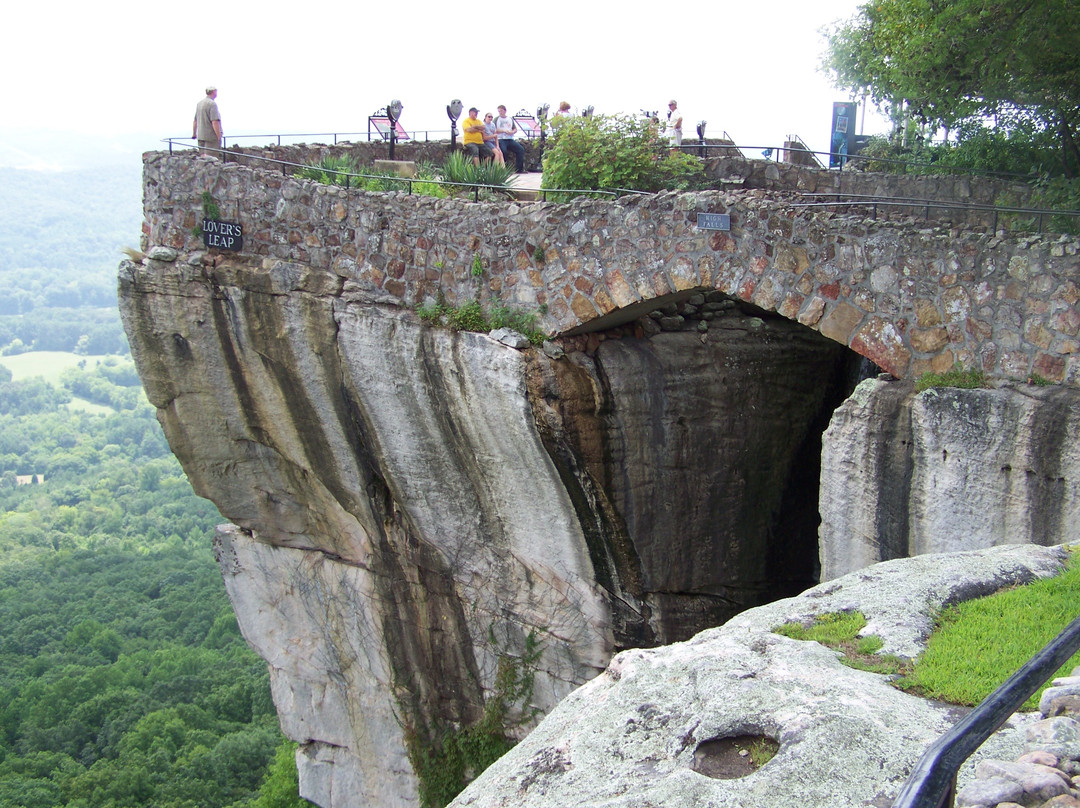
left=249, top=742, right=316, bottom=808
left=541, top=114, right=703, bottom=195
left=824, top=0, right=1080, bottom=175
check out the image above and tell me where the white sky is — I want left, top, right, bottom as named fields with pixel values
left=1, top=0, right=888, bottom=170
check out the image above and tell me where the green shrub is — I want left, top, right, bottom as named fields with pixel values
left=541, top=114, right=704, bottom=196
left=415, top=299, right=546, bottom=346
left=915, top=364, right=988, bottom=392
left=408, top=633, right=541, bottom=808
left=296, top=155, right=363, bottom=187
left=411, top=161, right=451, bottom=199
left=1027, top=176, right=1080, bottom=235
left=445, top=300, right=488, bottom=332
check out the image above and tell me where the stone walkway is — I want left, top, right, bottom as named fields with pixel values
left=509, top=170, right=543, bottom=201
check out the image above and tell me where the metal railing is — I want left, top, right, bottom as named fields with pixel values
left=892, top=614, right=1080, bottom=808
left=790, top=193, right=1080, bottom=233
left=162, top=138, right=647, bottom=202
left=172, top=123, right=548, bottom=150
left=162, top=135, right=1078, bottom=227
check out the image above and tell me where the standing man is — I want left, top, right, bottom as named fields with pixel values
left=461, top=107, right=492, bottom=165
left=666, top=99, right=683, bottom=148
left=193, top=86, right=223, bottom=156
left=494, top=105, right=526, bottom=173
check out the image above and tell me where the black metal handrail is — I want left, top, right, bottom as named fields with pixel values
left=161, top=138, right=647, bottom=202
left=892, top=614, right=1080, bottom=808
left=789, top=193, right=1080, bottom=233
left=168, top=123, right=547, bottom=150
left=161, top=136, right=1076, bottom=224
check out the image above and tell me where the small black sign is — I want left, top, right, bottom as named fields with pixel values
left=203, top=219, right=243, bottom=251
left=697, top=213, right=730, bottom=231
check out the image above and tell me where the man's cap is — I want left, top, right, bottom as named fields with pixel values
left=469, top=106, right=479, bottom=114
left=669, top=99, right=677, bottom=105
left=206, top=85, right=217, bottom=94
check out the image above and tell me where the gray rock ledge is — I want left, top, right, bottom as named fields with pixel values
left=452, top=544, right=1067, bottom=808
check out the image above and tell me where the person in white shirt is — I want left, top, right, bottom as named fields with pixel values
left=494, top=105, right=526, bottom=173
left=666, top=99, right=683, bottom=147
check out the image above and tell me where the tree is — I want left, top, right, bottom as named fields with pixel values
left=248, top=742, right=316, bottom=808
left=824, top=0, right=1080, bottom=175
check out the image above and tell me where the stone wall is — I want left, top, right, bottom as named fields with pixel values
left=142, top=149, right=1080, bottom=384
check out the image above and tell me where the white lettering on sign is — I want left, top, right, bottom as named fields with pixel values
left=206, top=233, right=239, bottom=249
left=696, top=213, right=730, bottom=231
left=202, top=219, right=244, bottom=251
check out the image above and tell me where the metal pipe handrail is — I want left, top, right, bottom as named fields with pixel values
left=892, top=614, right=1080, bottom=808
left=167, top=124, right=547, bottom=151
left=161, top=137, right=1073, bottom=221
left=161, top=138, right=647, bottom=202
left=799, top=192, right=1080, bottom=217
left=789, top=195, right=1080, bottom=233
left=168, top=133, right=1044, bottom=183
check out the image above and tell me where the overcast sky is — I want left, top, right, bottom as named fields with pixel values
left=1, top=0, right=887, bottom=171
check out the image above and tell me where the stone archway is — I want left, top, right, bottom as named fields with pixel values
left=531, top=291, right=873, bottom=646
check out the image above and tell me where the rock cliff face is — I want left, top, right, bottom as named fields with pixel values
left=820, top=377, right=1080, bottom=580
left=119, top=252, right=859, bottom=807
left=120, top=249, right=1080, bottom=808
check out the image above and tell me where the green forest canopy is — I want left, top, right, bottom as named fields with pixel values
left=0, top=164, right=142, bottom=356
left=0, top=360, right=312, bottom=807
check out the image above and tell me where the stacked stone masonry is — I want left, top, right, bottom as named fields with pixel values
left=957, top=669, right=1080, bottom=808
left=143, top=149, right=1080, bottom=385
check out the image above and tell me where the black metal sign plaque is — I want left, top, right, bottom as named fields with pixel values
left=696, top=213, right=730, bottom=231
left=203, top=219, right=243, bottom=251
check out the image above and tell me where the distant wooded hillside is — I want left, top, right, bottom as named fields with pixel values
left=0, top=164, right=142, bottom=354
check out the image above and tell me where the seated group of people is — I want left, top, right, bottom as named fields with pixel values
left=460, top=106, right=527, bottom=173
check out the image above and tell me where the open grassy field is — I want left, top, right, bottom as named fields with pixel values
left=0, top=351, right=115, bottom=384
left=0, top=351, right=132, bottom=414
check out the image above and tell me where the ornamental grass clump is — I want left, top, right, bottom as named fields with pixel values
left=439, top=152, right=516, bottom=197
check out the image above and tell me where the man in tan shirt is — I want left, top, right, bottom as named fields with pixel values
left=193, top=86, right=223, bottom=156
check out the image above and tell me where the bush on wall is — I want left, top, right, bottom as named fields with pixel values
left=541, top=114, right=703, bottom=196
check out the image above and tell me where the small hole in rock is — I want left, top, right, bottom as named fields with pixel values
left=691, top=733, right=779, bottom=779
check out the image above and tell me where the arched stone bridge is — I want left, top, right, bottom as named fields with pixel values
left=142, top=150, right=1080, bottom=385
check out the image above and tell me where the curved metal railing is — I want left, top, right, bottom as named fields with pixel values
left=162, top=138, right=649, bottom=202
left=892, top=614, right=1080, bottom=808
left=162, top=135, right=1080, bottom=228
left=790, top=192, right=1080, bottom=233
